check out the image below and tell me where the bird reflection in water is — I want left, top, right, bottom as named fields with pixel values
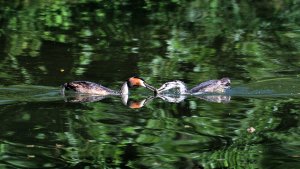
left=62, top=93, right=110, bottom=103
left=62, top=92, right=155, bottom=109
left=62, top=92, right=230, bottom=109
left=156, top=93, right=230, bottom=103
left=121, top=95, right=155, bottom=109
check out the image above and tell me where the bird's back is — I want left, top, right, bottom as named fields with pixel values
left=63, top=81, right=117, bottom=95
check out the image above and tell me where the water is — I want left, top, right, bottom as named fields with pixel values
left=0, top=1, right=300, bottom=168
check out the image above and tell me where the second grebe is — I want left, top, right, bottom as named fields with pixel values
left=62, top=77, right=156, bottom=95
left=156, top=78, right=231, bottom=95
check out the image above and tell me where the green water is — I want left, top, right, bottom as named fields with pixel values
left=0, top=1, right=300, bottom=168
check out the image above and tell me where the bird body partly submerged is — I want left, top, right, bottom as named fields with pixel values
left=62, top=81, right=120, bottom=95
left=189, top=78, right=231, bottom=94
left=156, top=78, right=231, bottom=95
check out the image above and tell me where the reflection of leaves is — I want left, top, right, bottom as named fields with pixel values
left=2, top=0, right=300, bottom=83
left=140, top=0, right=300, bottom=84
left=0, top=0, right=300, bottom=168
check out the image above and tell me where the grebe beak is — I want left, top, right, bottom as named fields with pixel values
left=156, top=83, right=174, bottom=93
left=156, top=88, right=163, bottom=93
left=143, top=82, right=157, bottom=92
left=140, top=81, right=158, bottom=95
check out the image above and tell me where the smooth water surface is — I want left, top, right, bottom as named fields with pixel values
left=0, top=1, right=300, bottom=168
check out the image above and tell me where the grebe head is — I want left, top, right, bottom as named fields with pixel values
left=121, top=77, right=156, bottom=95
left=127, top=77, right=156, bottom=90
left=220, top=77, right=231, bottom=89
left=156, top=80, right=188, bottom=94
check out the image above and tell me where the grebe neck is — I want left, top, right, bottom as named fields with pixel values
left=120, top=82, right=129, bottom=95
left=178, top=83, right=189, bottom=94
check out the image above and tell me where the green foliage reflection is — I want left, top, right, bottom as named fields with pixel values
left=0, top=0, right=300, bottom=168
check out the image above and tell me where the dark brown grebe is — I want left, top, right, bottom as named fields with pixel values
left=156, top=78, right=231, bottom=94
left=62, top=77, right=156, bottom=95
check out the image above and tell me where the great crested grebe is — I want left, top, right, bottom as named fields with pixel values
left=156, top=78, right=231, bottom=95
left=61, top=77, right=156, bottom=95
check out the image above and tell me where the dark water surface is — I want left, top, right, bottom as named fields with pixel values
left=0, top=1, right=300, bottom=168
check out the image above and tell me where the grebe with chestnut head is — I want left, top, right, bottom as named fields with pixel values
left=62, top=77, right=156, bottom=95
left=156, top=78, right=231, bottom=95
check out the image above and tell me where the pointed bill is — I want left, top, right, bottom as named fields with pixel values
left=144, top=83, right=157, bottom=92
